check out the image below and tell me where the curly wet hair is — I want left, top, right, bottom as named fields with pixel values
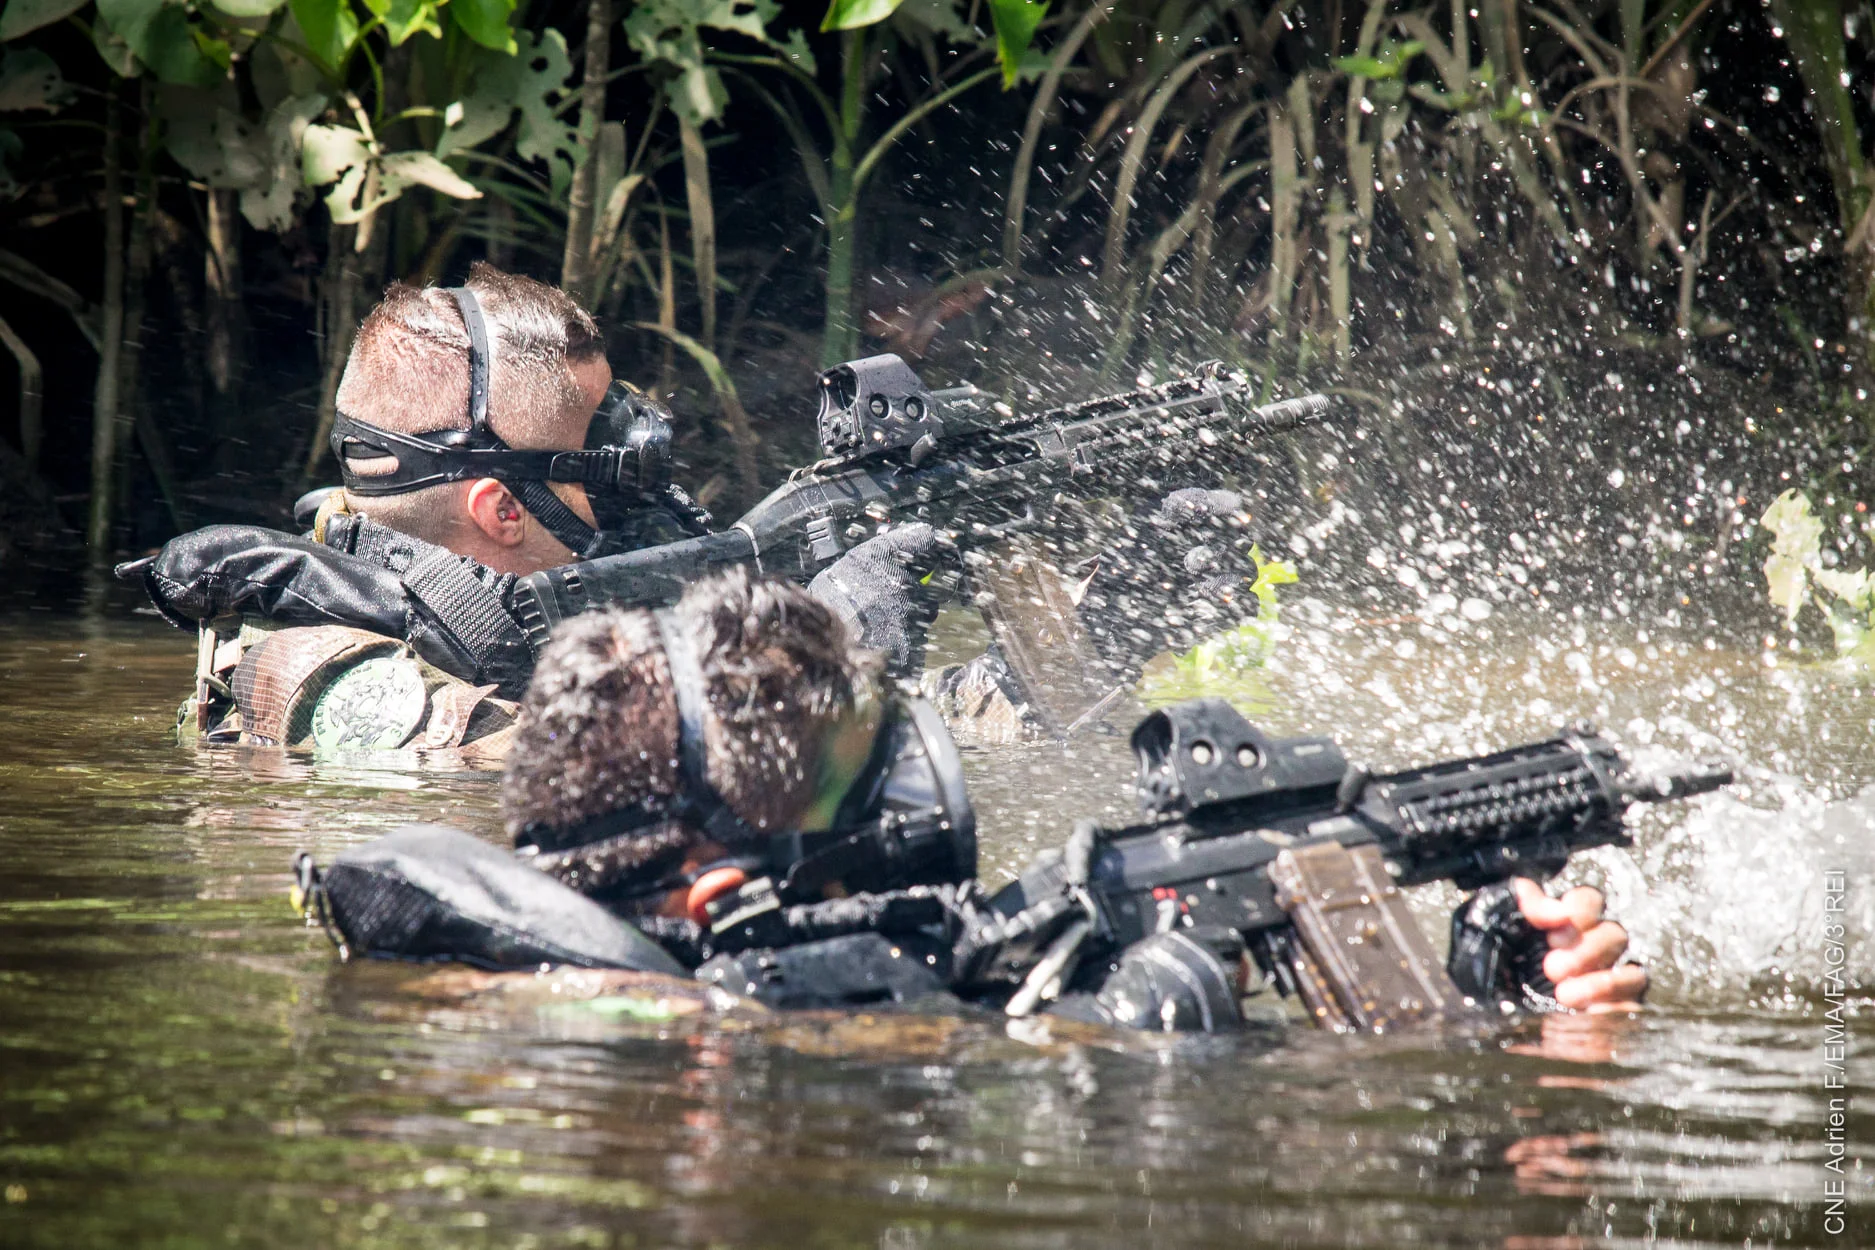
left=501, top=568, right=881, bottom=867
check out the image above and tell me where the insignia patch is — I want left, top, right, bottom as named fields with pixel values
left=310, top=656, right=428, bottom=751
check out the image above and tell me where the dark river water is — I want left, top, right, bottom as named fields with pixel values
left=1, top=600, right=1868, bottom=1248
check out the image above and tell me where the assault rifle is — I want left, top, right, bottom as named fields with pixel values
left=972, top=698, right=1729, bottom=1028
left=510, top=355, right=1337, bottom=731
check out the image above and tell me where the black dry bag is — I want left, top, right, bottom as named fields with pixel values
left=295, top=824, right=685, bottom=975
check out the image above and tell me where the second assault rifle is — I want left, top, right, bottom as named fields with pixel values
left=971, top=698, right=1729, bottom=1029
left=510, top=355, right=1337, bottom=730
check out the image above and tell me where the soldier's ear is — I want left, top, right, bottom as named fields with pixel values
left=465, top=478, right=527, bottom=547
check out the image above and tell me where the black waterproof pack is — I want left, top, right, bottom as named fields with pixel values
left=299, top=824, right=685, bottom=975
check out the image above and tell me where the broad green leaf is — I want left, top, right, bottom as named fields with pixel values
left=207, top=0, right=289, bottom=17
left=241, top=92, right=323, bottom=228
left=192, top=28, right=231, bottom=72
left=379, top=149, right=479, bottom=199
left=288, top=0, right=357, bottom=70
left=435, top=31, right=576, bottom=194
left=1760, top=488, right=1824, bottom=624
left=985, top=0, right=1044, bottom=87
left=322, top=160, right=369, bottom=222
left=136, top=5, right=225, bottom=84
left=1812, top=566, right=1873, bottom=608
left=668, top=62, right=726, bottom=125
left=0, top=47, right=74, bottom=111
left=248, top=22, right=323, bottom=107
left=121, top=3, right=226, bottom=85
left=510, top=28, right=575, bottom=191
left=0, top=0, right=89, bottom=42
left=1334, top=55, right=1392, bottom=79
left=821, top=0, right=901, bottom=30
left=775, top=26, right=815, bottom=72
left=448, top=0, right=515, bottom=53
left=375, top=0, right=439, bottom=45
left=88, top=11, right=139, bottom=74
left=300, top=121, right=369, bottom=183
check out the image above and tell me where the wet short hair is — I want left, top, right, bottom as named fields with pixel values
left=334, top=263, right=605, bottom=537
left=501, top=569, right=882, bottom=890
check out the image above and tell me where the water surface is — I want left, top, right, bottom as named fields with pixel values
left=0, top=606, right=1867, bottom=1248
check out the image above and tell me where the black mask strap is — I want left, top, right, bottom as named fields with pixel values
left=449, top=287, right=603, bottom=559
left=652, top=608, right=766, bottom=849
left=453, top=287, right=493, bottom=431
left=329, top=286, right=607, bottom=559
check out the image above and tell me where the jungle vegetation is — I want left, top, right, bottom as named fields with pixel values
left=0, top=0, right=1870, bottom=571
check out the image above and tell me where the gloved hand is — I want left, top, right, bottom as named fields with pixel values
left=117, top=524, right=413, bottom=633
left=1049, top=929, right=1247, bottom=1033
left=116, top=524, right=531, bottom=693
left=1449, top=879, right=1648, bottom=1013
left=1447, top=881, right=1558, bottom=1012
left=1074, top=487, right=1257, bottom=667
left=808, top=522, right=946, bottom=676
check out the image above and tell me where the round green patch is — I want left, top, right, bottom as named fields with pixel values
left=309, top=655, right=428, bottom=751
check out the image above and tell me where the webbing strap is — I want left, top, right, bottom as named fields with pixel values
left=322, top=512, right=537, bottom=682
left=403, top=545, right=536, bottom=678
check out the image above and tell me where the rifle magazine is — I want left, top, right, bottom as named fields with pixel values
left=1268, top=842, right=1465, bottom=1032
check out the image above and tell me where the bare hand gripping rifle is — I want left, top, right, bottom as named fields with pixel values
left=508, top=355, right=1337, bottom=725
left=969, top=698, right=1730, bottom=1028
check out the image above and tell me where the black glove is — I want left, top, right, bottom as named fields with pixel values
left=1076, top=488, right=1256, bottom=666
left=116, top=524, right=532, bottom=693
left=1447, top=882, right=1561, bottom=1013
left=808, top=522, right=946, bottom=675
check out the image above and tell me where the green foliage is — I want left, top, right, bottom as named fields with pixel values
left=0, top=46, right=74, bottom=109
left=820, top=0, right=1041, bottom=85
left=1137, top=548, right=1298, bottom=710
left=286, top=0, right=358, bottom=70
left=985, top=0, right=1044, bottom=87
left=1332, top=38, right=1422, bottom=81
left=447, top=0, right=515, bottom=54
left=360, top=0, right=440, bottom=46
left=623, top=0, right=807, bottom=125
left=0, top=0, right=91, bottom=42
left=1759, top=489, right=1875, bottom=665
left=436, top=29, right=577, bottom=193
left=821, top=0, right=899, bottom=29
left=96, top=0, right=228, bottom=86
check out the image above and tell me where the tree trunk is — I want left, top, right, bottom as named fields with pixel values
left=560, top=0, right=611, bottom=305
left=820, top=32, right=866, bottom=368
left=678, top=116, right=717, bottom=351
left=205, top=187, right=245, bottom=450
left=303, top=220, right=363, bottom=485
left=88, top=87, right=126, bottom=563
left=0, top=315, right=41, bottom=469
left=118, top=85, right=159, bottom=532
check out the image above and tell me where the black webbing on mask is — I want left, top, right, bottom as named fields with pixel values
left=651, top=608, right=766, bottom=849
left=449, top=287, right=605, bottom=560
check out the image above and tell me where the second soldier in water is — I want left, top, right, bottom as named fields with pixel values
left=375, top=568, right=1644, bottom=1030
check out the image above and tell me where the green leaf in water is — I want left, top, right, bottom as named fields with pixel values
left=1759, top=488, right=1823, bottom=625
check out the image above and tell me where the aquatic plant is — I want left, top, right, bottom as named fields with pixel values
left=1759, top=487, right=1875, bottom=663
left=1137, top=545, right=1297, bottom=708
